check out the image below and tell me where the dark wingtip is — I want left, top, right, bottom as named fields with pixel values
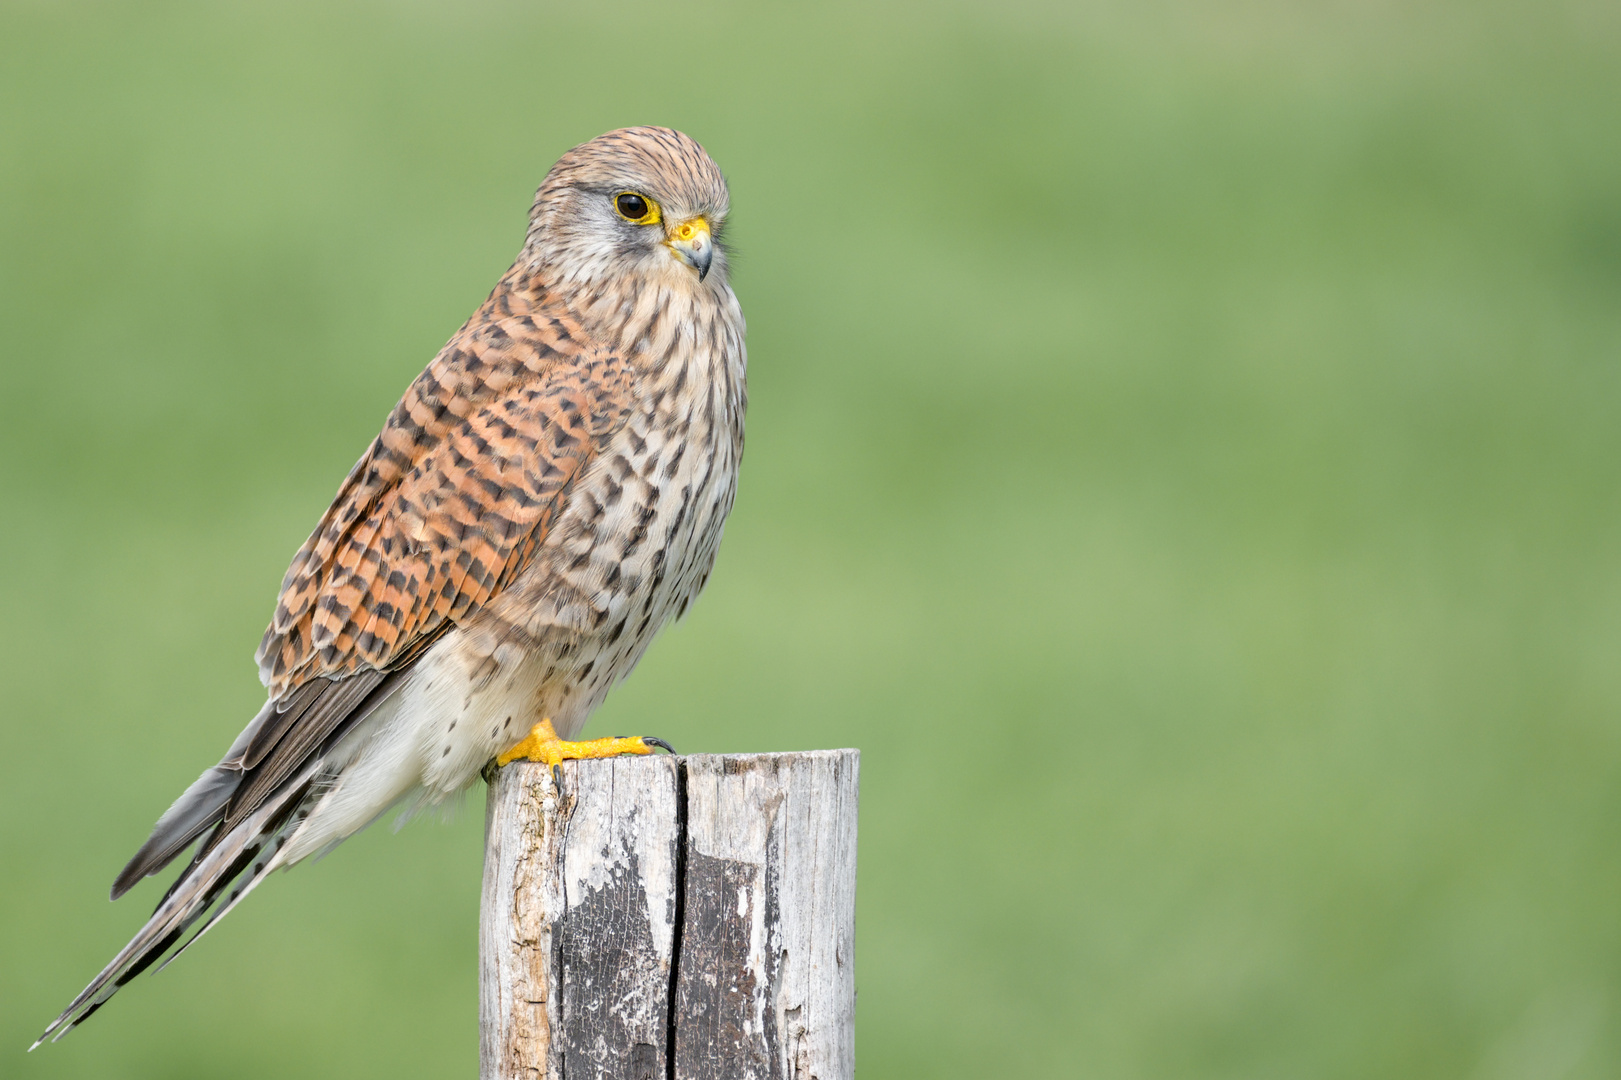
left=111, top=840, right=160, bottom=900
left=109, top=764, right=244, bottom=902
left=111, top=851, right=155, bottom=901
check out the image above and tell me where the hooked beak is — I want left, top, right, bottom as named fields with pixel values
left=665, top=216, right=714, bottom=281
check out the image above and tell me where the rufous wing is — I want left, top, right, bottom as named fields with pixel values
left=258, top=305, right=634, bottom=699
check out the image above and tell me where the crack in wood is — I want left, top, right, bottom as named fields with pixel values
left=665, top=758, right=688, bottom=1080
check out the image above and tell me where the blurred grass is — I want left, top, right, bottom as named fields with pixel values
left=1, top=0, right=1619, bottom=1076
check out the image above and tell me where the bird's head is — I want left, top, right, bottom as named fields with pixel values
left=524, top=126, right=731, bottom=292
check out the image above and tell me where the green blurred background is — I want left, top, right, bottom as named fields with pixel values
left=2, top=0, right=1618, bottom=1076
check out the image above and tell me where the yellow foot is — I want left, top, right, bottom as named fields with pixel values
left=496, top=717, right=674, bottom=769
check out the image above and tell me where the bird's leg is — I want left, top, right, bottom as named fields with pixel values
left=496, top=717, right=674, bottom=781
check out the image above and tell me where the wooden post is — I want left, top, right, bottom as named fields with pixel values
left=480, top=751, right=859, bottom=1080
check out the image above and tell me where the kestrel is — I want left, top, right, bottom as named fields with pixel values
left=37, top=126, right=746, bottom=1045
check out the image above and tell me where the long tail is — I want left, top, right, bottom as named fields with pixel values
left=31, top=759, right=324, bottom=1048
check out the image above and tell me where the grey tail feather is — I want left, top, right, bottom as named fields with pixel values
left=31, top=759, right=322, bottom=1050
left=153, top=778, right=324, bottom=975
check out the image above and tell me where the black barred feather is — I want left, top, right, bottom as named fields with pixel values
left=42, top=669, right=405, bottom=1046
left=34, top=764, right=322, bottom=1047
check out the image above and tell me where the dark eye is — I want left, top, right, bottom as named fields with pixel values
left=616, top=193, right=649, bottom=220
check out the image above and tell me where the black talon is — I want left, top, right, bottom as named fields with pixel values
left=642, top=736, right=676, bottom=755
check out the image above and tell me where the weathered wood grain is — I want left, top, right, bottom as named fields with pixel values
left=676, top=751, right=860, bottom=1080
left=481, top=755, right=681, bottom=1080
left=480, top=750, right=858, bottom=1080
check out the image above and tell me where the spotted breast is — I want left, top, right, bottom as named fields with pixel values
left=410, top=268, right=749, bottom=800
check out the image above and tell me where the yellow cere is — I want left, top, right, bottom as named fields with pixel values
left=671, top=218, right=709, bottom=242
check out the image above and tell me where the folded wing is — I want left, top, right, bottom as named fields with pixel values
left=39, top=291, right=636, bottom=1045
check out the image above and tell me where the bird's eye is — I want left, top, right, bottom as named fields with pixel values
left=615, top=192, right=652, bottom=222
